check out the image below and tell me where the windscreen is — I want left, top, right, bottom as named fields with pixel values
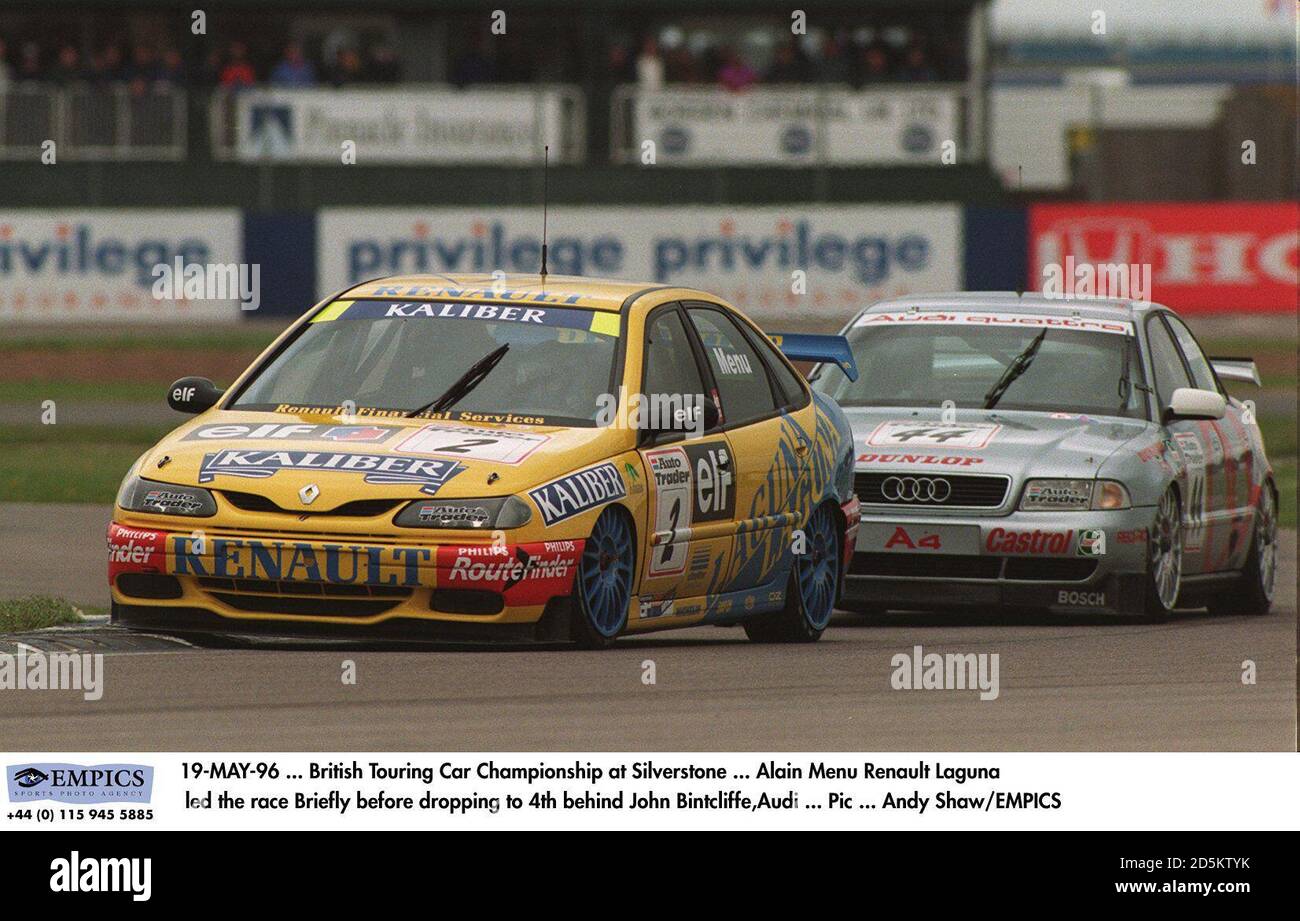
left=231, top=299, right=621, bottom=426
left=814, top=312, right=1148, bottom=419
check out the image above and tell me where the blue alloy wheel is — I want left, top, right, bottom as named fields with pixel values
left=579, top=508, right=634, bottom=638
left=797, top=504, right=839, bottom=630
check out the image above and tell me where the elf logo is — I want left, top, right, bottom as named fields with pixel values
left=49, top=852, right=151, bottom=902
left=686, top=443, right=734, bottom=522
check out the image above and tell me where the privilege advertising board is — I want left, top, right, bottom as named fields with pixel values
left=0, top=210, right=244, bottom=322
left=317, top=205, right=962, bottom=318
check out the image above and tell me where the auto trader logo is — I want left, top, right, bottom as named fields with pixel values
left=6, top=763, right=153, bottom=804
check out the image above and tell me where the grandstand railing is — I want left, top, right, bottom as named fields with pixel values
left=0, top=85, right=187, bottom=161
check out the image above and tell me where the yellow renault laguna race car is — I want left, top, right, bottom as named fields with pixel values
left=109, top=275, right=860, bottom=647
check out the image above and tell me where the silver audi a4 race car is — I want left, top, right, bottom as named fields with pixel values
left=811, top=293, right=1277, bottom=621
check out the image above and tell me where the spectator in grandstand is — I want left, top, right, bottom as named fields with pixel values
left=16, top=41, right=42, bottom=81
left=606, top=42, right=633, bottom=85
left=662, top=46, right=696, bottom=83
left=270, top=42, right=317, bottom=86
left=450, top=40, right=495, bottom=87
left=0, top=38, right=11, bottom=92
left=367, top=43, right=401, bottom=83
left=325, top=46, right=364, bottom=86
left=817, top=34, right=851, bottom=84
left=88, top=43, right=127, bottom=84
left=155, top=48, right=185, bottom=87
left=126, top=42, right=161, bottom=94
left=901, top=43, right=936, bottom=82
left=854, top=43, right=890, bottom=85
left=765, top=39, right=808, bottom=83
left=635, top=36, right=664, bottom=90
left=50, top=43, right=86, bottom=85
left=195, top=47, right=224, bottom=87
left=717, top=47, right=757, bottom=92
left=219, top=41, right=257, bottom=88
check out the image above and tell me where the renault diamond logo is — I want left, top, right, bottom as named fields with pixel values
left=881, top=476, right=951, bottom=503
left=298, top=483, right=320, bottom=505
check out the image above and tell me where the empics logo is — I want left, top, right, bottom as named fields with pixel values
left=7, top=763, right=153, bottom=803
left=50, top=852, right=151, bottom=902
left=13, top=767, right=49, bottom=788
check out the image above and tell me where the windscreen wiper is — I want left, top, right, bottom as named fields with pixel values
left=405, top=343, right=510, bottom=418
left=982, top=329, right=1046, bottom=410
left=1116, top=334, right=1151, bottom=414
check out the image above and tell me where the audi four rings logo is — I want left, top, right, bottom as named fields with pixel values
left=881, top=476, right=952, bottom=503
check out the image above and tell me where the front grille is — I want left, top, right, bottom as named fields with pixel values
left=854, top=472, right=1010, bottom=509
left=116, top=573, right=183, bottom=599
left=850, top=553, right=1097, bottom=582
left=430, top=589, right=504, bottom=616
left=197, top=577, right=410, bottom=598
left=220, top=491, right=404, bottom=517
left=205, top=592, right=402, bottom=618
left=1004, top=558, right=1097, bottom=582
left=851, top=553, right=1002, bottom=579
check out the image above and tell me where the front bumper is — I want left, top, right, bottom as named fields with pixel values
left=844, top=508, right=1154, bottom=615
left=108, top=520, right=583, bottom=636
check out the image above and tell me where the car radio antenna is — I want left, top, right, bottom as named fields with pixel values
left=539, top=144, right=550, bottom=283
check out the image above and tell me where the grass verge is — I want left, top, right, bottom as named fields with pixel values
left=0, top=597, right=84, bottom=632
left=0, top=380, right=169, bottom=404
left=0, top=436, right=160, bottom=503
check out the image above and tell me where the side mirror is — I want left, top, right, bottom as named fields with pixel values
left=636, top=395, right=721, bottom=445
left=168, top=377, right=224, bottom=414
left=1164, top=387, right=1226, bottom=423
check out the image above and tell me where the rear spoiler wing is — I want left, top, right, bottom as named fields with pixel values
left=769, top=333, right=859, bottom=382
left=1210, top=357, right=1261, bottom=387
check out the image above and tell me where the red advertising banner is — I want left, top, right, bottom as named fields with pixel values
left=1029, top=203, right=1298, bottom=314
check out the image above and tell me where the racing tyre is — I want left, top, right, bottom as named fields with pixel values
left=744, top=503, right=839, bottom=643
left=1143, top=486, right=1183, bottom=622
left=1207, top=481, right=1277, bottom=617
left=571, top=506, right=635, bottom=649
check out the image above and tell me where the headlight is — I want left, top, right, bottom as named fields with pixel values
left=1019, top=479, right=1131, bottom=511
left=393, top=495, right=532, bottom=529
left=117, top=475, right=217, bottom=517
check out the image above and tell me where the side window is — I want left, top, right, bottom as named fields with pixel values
left=687, top=308, right=780, bottom=425
left=642, top=308, right=708, bottom=417
left=1163, top=315, right=1219, bottom=393
left=752, top=332, right=809, bottom=409
left=1146, top=318, right=1193, bottom=409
